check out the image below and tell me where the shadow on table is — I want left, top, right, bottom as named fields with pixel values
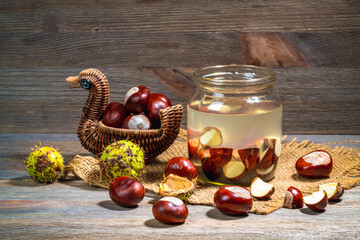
left=300, top=208, right=326, bottom=215
left=60, top=178, right=107, bottom=191
left=98, top=200, right=139, bottom=211
left=144, top=219, right=183, bottom=228
left=5, top=176, right=47, bottom=188
left=206, top=208, right=249, bottom=220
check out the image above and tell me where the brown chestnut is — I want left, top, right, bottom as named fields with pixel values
left=283, top=186, right=304, bottom=209
left=187, top=138, right=199, bottom=160
left=250, top=177, right=275, bottom=199
left=319, top=182, right=344, bottom=201
left=147, top=93, right=171, bottom=127
left=201, top=157, right=222, bottom=180
left=209, top=147, right=233, bottom=167
left=238, top=148, right=260, bottom=171
left=296, top=150, right=333, bottom=178
left=109, top=176, right=145, bottom=207
left=164, top=157, right=198, bottom=181
left=214, top=186, right=253, bottom=215
left=124, top=86, right=151, bottom=114
left=303, top=190, right=328, bottom=211
left=152, top=197, right=188, bottom=224
left=121, top=114, right=152, bottom=130
left=256, top=147, right=277, bottom=176
left=102, top=102, right=128, bottom=128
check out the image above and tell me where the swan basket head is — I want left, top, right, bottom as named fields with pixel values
left=66, top=68, right=183, bottom=162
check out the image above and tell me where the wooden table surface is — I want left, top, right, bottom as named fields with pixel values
left=1, top=0, right=360, bottom=239
left=1, top=134, right=360, bottom=239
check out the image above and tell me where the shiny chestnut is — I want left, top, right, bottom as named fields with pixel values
left=102, top=102, right=128, bottom=128
left=283, top=186, right=303, bottom=209
left=109, top=176, right=145, bottom=207
left=152, top=197, right=188, bottom=224
left=164, top=157, right=198, bottom=181
left=124, top=86, right=151, bottom=113
left=214, top=186, right=253, bottom=215
left=209, top=147, right=233, bottom=167
left=296, top=150, right=333, bottom=178
left=147, top=93, right=171, bottom=126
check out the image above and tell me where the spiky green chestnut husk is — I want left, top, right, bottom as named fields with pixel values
left=25, top=146, right=64, bottom=183
left=99, top=140, right=145, bottom=182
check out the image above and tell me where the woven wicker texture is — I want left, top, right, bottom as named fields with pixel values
left=62, top=129, right=360, bottom=215
left=66, top=68, right=183, bottom=160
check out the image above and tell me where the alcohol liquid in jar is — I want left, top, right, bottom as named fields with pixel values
left=187, top=65, right=282, bottom=186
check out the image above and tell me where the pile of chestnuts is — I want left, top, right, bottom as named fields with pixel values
left=102, top=86, right=171, bottom=130
left=107, top=148, right=344, bottom=224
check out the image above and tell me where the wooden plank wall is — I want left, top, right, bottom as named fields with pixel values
left=0, top=0, right=359, bottom=134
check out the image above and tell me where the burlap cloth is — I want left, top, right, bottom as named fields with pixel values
left=62, top=129, right=360, bottom=215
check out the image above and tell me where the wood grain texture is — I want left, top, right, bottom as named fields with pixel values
left=1, top=32, right=359, bottom=68
left=0, top=1, right=359, bottom=134
left=0, top=67, right=359, bottom=134
left=240, top=33, right=308, bottom=67
left=0, top=135, right=359, bottom=239
left=0, top=0, right=359, bottom=33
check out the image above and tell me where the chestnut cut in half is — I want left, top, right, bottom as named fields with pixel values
left=102, top=102, right=128, bottom=128
left=199, top=127, right=222, bottom=148
left=250, top=177, right=275, bottom=199
left=152, top=197, right=188, bottom=224
left=283, top=186, right=304, bottom=209
left=214, top=186, right=253, bottom=215
left=109, top=176, right=145, bottom=207
left=222, top=157, right=246, bottom=181
left=187, top=138, right=199, bottom=160
left=296, top=150, right=333, bottom=178
left=238, top=148, right=260, bottom=171
left=209, top=147, right=233, bottom=167
left=164, top=157, right=198, bottom=181
left=303, top=190, right=328, bottom=211
left=124, top=86, right=151, bottom=114
left=319, top=182, right=344, bottom=201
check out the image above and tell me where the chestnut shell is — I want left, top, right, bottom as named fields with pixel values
left=214, top=186, right=253, bottom=215
left=164, top=157, right=198, bottom=181
left=109, top=176, right=145, bottom=207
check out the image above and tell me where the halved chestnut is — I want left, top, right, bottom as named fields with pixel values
left=209, top=147, right=233, bottom=167
left=238, top=148, right=260, bottom=171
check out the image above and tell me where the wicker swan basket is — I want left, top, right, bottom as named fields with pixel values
left=66, top=68, right=183, bottom=160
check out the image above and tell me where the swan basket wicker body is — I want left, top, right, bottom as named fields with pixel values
left=66, top=68, right=183, bottom=160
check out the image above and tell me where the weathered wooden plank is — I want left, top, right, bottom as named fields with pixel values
left=0, top=134, right=359, bottom=239
left=239, top=33, right=309, bottom=67
left=0, top=67, right=359, bottom=134
left=0, top=179, right=359, bottom=239
left=0, top=32, right=360, bottom=68
left=0, top=0, right=359, bottom=33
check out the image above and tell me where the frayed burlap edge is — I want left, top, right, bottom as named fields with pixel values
left=62, top=130, right=360, bottom=215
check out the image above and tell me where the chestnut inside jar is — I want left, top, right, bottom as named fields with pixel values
left=187, top=65, right=282, bottom=185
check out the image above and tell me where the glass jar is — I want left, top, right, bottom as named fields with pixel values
left=187, top=65, right=282, bottom=186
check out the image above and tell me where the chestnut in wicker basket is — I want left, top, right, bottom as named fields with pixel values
left=66, top=68, right=183, bottom=160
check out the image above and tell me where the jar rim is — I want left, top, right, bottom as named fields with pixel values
left=193, top=64, right=276, bottom=87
